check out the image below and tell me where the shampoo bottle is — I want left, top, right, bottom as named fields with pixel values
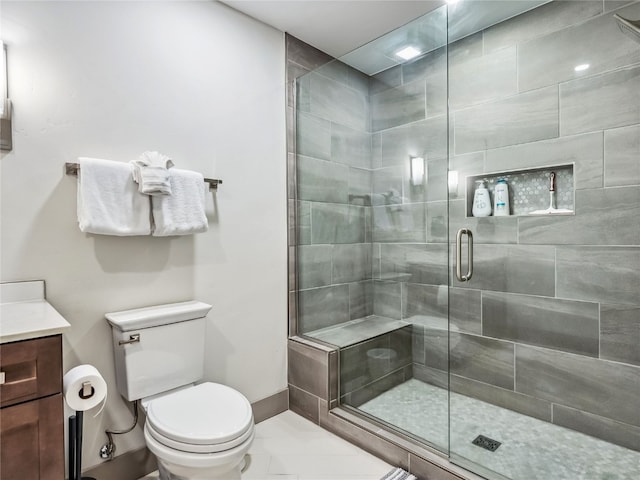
left=472, top=180, right=492, bottom=217
left=494, top=179, right=510, bottom=216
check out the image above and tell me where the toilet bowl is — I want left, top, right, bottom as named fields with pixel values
left=142, top=382, right=254, bottom=480
left=106, top=301, right=255, bottom=480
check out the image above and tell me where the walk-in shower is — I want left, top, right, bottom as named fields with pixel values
left=292, top=1, right=640, bottom=479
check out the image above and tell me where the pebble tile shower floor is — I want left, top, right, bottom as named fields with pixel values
left=359, top=379, right=640, bottom=480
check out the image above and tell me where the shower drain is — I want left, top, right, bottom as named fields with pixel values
left=472, top=434, right=502, bottom=452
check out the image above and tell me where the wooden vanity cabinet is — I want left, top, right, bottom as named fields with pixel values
left=0, top=335, right=64, bottom=480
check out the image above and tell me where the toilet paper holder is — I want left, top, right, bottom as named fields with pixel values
left=64, top=365, right=106, bottom=480
left=79, top=381, right=94, bottom=399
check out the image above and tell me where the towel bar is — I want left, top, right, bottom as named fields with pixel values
left=65, top=162, right=222, bottom=190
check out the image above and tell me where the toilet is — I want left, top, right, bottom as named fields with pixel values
left=106, top=301, right=254, bottom=480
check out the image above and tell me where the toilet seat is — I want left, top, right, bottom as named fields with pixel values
left=144, top=423, right=255, bottom=471
left=145, top=382, right=254, bottom=454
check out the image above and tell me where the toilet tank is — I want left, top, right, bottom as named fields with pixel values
left=106, top=301, right=212, bottom=401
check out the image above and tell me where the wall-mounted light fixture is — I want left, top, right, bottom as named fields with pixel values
left=0, top=40, right=12, bottom=151
left=410, top=156, right=425, bottom=187
left=448, top=170, right=459, bottom=196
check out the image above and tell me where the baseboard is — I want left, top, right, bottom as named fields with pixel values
left=83, top=446, right=157, bottom=480
left=252, top=388, right=290, bottom=423
left=83, top=388, right=290, bottom=480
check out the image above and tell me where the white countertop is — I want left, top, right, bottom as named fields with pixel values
left=0, top=281, right=71, bottom=344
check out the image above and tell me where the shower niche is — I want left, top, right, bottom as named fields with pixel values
left=465, top=164, right=575, bottom=217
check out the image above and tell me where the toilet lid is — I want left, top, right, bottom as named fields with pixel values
left=146, top=382, right=253, bottom=446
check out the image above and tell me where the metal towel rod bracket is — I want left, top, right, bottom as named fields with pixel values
left=64, top=162, right=222, bottom=190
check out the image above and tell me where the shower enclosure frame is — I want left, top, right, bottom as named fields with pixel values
left=286, top=1, right=640, bottom=479
left=284, top=29, right=470, bottom=480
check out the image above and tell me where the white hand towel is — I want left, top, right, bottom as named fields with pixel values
left=130, top=151, right=174, bottom=196
left=77, top=157, right=152, bottom=236
left=151, top=168, right=208, bottom=236
left=139, top=151, right=174, bottom=169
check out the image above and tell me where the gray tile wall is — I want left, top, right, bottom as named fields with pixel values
left=371, top=0, right=640, bottom=453
left=291, top=36, right=374, bottom=335
left=287, top=35, right=335, bottom=337
left=472, top=1, right=639, bottom=452
left=551, top=404, right=640, bottom=452
left=515, top=345, right=640, bottom=427
left=517, top=4, right=640, bottom=92
left=482, top=291, right=600, bottom=357
left=559, top=64, right=640, bottom=136
left=454, top=85, right=560, bottom=153
left=604, top=124, right=640, bottom=186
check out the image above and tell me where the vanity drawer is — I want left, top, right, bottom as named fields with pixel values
left=0, top=335, right=62, bottom=408
left=0, top=393, right=64, bottom=480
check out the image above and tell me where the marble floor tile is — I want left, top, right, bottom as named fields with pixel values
left=138, top=410, right=392, bottom=480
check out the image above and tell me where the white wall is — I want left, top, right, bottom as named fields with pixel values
left=0, top=0, right=287, bottom=469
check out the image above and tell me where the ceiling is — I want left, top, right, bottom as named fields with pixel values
left=220, top=1, right=550, bottom=75
left=220, top=0, right=444, bottom=58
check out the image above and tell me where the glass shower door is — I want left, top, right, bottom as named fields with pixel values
left=447, top=1, right=640, bottom=479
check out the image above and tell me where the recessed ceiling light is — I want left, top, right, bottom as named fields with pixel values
left=396, top=46, right=421, bottom=61
left=574, top=63, right=590, bottom=72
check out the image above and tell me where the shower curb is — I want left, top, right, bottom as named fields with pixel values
left=326, top=406, right=487, bottom=480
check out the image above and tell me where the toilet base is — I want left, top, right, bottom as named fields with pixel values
left=145, top=423, right=254, bottom=480
left=157, top=461, right=241, bottom=480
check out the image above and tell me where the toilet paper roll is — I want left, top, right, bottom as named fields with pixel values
left=63, top=364, right=107, bottom=412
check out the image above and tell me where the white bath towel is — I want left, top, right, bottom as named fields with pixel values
left=151, top=168, right=208, bottom=236
left=130, top=151, right=174, bottom=196
left=77, top=157, right=152, bottom=236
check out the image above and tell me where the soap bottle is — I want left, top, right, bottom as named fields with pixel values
left=494, top=179, right=510, bottom=216
left=472, top=180, right=492, bottom=217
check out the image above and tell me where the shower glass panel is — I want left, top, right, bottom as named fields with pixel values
left=446, top=1, right=640, bottom=479
left=294, top=3, right=450, bottom=452
left=294, top=0, right=640, bottom=479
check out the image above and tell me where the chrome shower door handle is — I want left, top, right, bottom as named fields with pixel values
left=456, top=228, right=473, bottom=282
